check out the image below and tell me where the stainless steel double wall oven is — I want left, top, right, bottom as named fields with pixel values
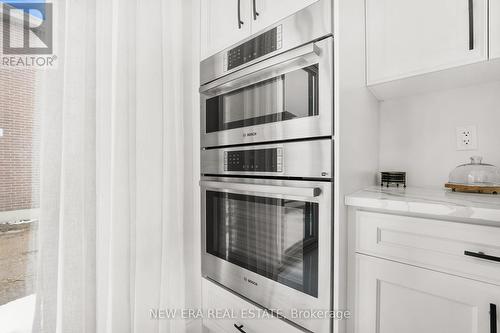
left=200, top=3, right=333, bottom=332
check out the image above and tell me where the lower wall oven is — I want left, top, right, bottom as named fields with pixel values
left=201, top=140, right=332, bottom=333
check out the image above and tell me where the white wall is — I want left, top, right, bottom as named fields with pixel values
left=336, top=0, right=380, bottom=332
left=379, top=81, right=500, bottom=188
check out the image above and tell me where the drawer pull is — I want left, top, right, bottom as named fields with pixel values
left=237, top=0, right=244, bottom=29
left=234, top=323, right=247, bottom=333
left=491, top=304, right=497, bottom=333
left=252, top=0, right=260, bottom=20
left=464, top=251, right=500, bottom=263
left=468, top=0, right=474, bottom=50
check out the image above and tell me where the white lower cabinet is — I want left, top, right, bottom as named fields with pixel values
left=355, top=255, right=500, bottom=333
left=201, top=278, right=305, bottom=333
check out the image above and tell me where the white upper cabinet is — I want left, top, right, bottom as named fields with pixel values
left=491, top=0, right=500, bottom=59
left=366, top=0, right=488, bottom=85
left=201, top=0, right=252, bottom=59
left=251, top=0, right=319, bottom=33
left=201, top=0, right=322, bottom=59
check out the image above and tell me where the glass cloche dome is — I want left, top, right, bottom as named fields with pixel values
left=449, top=156, right=500, bottom=186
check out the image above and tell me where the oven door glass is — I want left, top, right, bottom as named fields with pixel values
left=205, top=65, right=319, bottom=134
left=205, top=190, right=319, bottom=297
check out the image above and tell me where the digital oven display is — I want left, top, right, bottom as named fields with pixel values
left=226, top=26, right=282, bottom=70
left=224, top=148, right=283, bottom=172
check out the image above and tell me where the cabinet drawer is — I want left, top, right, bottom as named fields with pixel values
left=356, top=211, right=500, bottom=285
left=201, top=278, right=305, bottom=333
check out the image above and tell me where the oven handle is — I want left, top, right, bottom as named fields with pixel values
left=200, top=180, right=322, bottom=198
left=199, top=42, right=320, bottom=94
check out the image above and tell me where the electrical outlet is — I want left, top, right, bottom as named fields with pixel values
left=456, top=126, right=478, bottom=150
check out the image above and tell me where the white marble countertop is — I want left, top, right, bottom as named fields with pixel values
left=345, top=186, right=500, bottom=223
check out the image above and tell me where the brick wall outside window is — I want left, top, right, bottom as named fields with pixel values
left=0, top=18, right=40, bottom=213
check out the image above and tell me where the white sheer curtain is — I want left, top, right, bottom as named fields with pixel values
left=34, top=0, right=192, bottom=332
left=34, top=0, right=97, bottom=331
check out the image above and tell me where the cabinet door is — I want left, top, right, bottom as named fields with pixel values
left=366, top=0, right=488, bottom=84
left=201, top=0, right=252, bottom=59
left=491, top=0, right=500, bottom=59
left=356, top=255, right=500, bottom=333
left=251, top=0, right=319, bottom=33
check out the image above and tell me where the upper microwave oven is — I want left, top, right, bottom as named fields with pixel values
left=200, top=37, right=333, bottom=148
left=199, top=5, right=333, bottom=148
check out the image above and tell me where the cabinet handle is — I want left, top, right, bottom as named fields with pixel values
left=252, top=0, right=259, bottom=20
left=234, top=323, right=247, bottom=333
left=491, top=304, right=497, bottom=333
left=237, top=0, right=244, bottom=29
left=464, top=251, right=500, bottom=263
left=468, top=0, right=474, bottom=50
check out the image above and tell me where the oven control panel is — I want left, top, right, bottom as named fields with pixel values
left=224, top=25, right=282, bottom=71
left=224, top=148, right=283, bottom=172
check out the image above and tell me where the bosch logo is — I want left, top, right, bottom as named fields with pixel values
left=243, top=132, right=257, bottom=137
left=244, top=277, right=258, bottom=286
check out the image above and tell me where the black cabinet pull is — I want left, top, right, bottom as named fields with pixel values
left=237, top=0, right=244, bottom=29
left=464, top=251, right=500, bottom=263
left=252, top=0, right=259, bottom=20
left=468, top=0, right=474, bottom=50
left=491, top=304, right=497, bottom=333
left=234, top=323, right=247, bottom=333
